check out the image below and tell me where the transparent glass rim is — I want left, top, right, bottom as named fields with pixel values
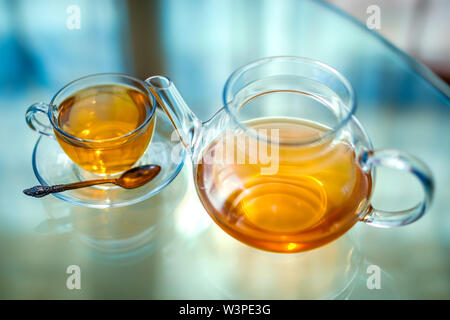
left=48, top=73, right=157, bottom=144
left=222, top=56, right=357, bottom=146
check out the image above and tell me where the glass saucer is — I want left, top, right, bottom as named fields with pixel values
left=32, top=107, right=186, bottom=208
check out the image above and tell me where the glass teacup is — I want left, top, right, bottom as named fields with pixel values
left=26, top=74, right=156, bottom=176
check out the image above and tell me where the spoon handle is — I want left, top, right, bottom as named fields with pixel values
left=23, top=179, right=116, bottom=198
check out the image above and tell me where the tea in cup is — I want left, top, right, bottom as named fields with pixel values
left=26, top=74, right=156, bottom=175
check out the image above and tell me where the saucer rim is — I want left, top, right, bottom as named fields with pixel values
left=31, top=116, right=186, bottom=209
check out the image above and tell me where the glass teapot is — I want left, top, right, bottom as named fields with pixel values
left=146, top=56, right=434, bottom=253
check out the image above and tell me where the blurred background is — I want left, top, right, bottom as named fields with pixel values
left=0, top=0, right=449, bottom=299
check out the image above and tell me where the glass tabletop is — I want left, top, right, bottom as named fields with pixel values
left=0, top=0, right=448, bottom=299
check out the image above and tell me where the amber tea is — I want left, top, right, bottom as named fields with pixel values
left=196, top=118, right=372, bottom=253
left=55, top=84, right=155, bottom=175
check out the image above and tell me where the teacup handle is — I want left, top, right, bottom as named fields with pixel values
left=25, top=102, right=54, bottom=138
left=359, top=149, right=434, bottom=227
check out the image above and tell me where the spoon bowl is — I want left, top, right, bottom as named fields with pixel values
left=117, top=165, right=162, bottom=189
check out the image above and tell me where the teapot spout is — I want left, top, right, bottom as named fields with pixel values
left=146, top=76, right=201, bottom=152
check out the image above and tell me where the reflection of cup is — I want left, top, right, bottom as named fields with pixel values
left=26, top=74, right=156, bottom=175
left=37, top=166, right=188, bottom=265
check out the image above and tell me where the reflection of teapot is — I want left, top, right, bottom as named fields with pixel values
left=193, top=222, right=363, bottom=299
left=147, top=56, right=434, bottom=253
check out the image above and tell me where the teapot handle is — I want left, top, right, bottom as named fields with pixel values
left=359, top=149, right=434, bottom=227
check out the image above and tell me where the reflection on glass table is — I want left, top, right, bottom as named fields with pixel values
left=0, top=0, right=448, bottom=299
